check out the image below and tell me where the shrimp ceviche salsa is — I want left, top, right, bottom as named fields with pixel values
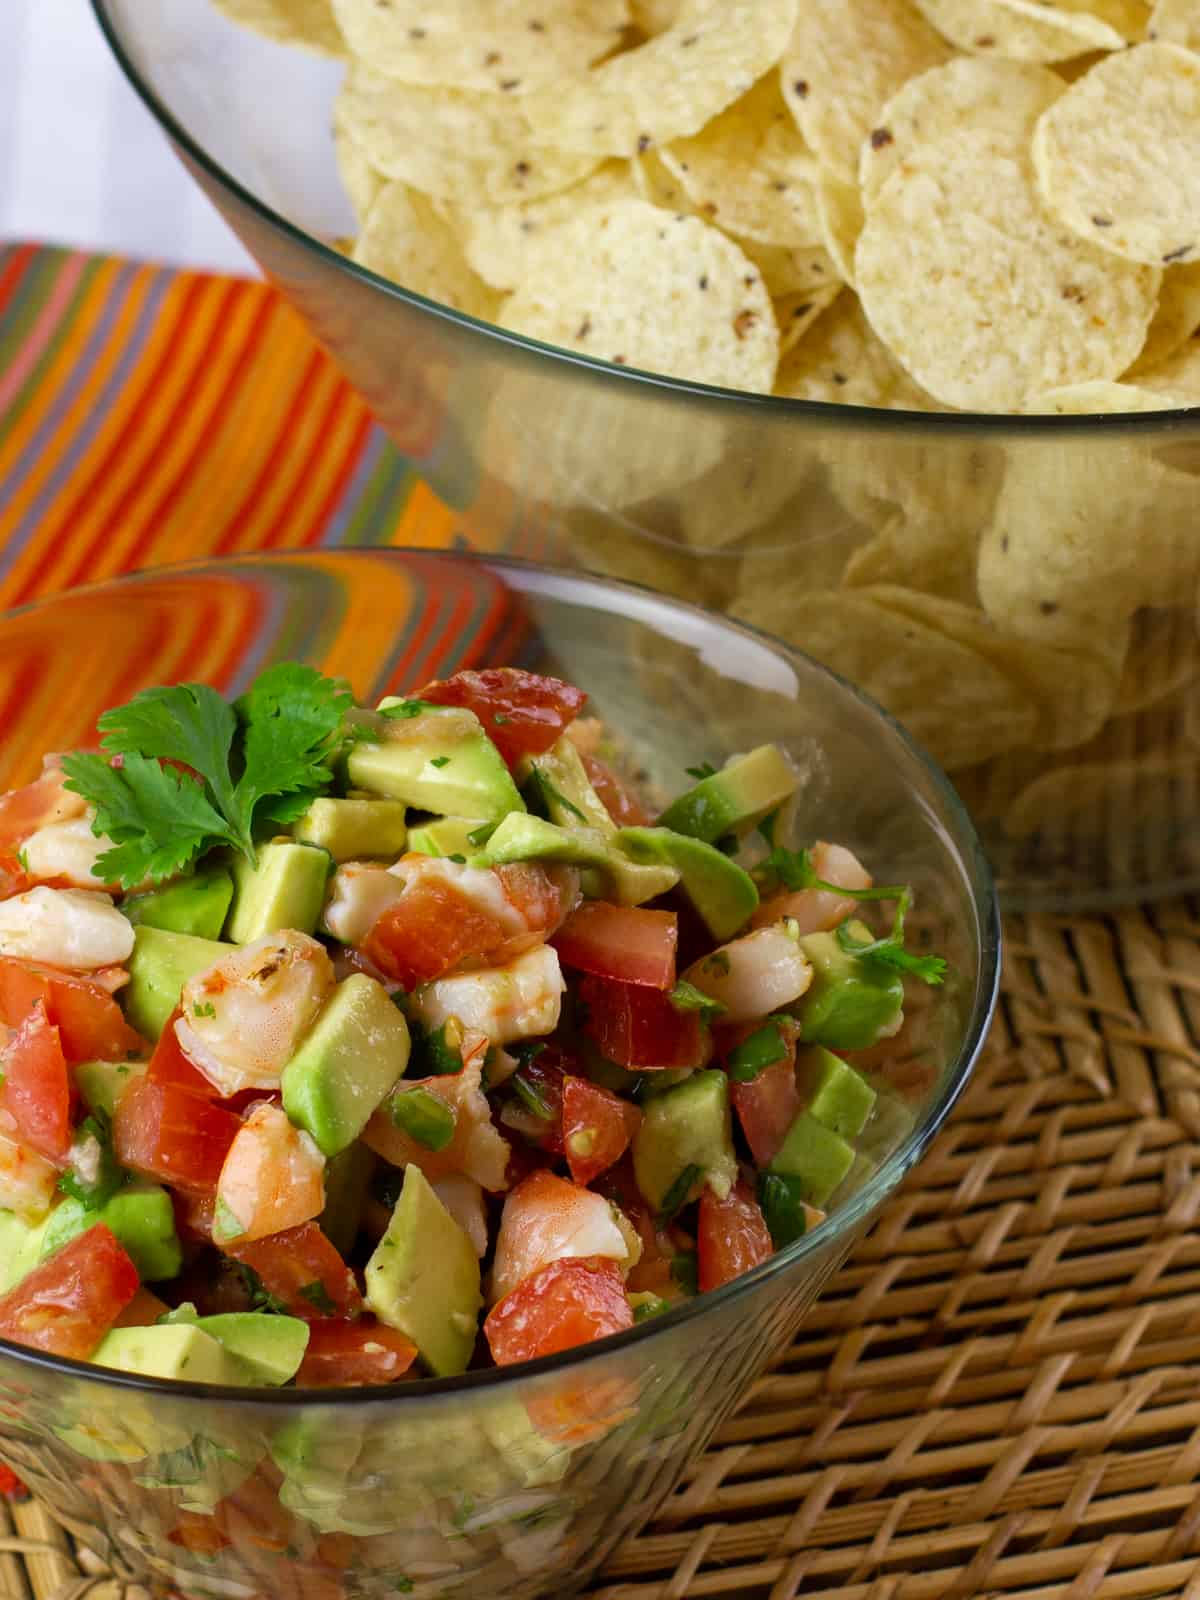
left=0, top=664, right=945, bottom=1388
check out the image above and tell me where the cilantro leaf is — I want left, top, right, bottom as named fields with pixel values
left=234, top=664, right=352, bottom=839
left=836, top=911, right=947, bottom=985
left=668, top=980, right=727, bottom=1021
left=96, top=683, right=243, bottom=843
left=685, top=762, right=718, bottom=781
left=58, top=1111, right=124, bottom=1209
left=297, top=1279, right=337, bottom=1316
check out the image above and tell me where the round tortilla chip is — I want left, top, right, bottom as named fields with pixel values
left=660, top=76, right=823, bottom=247
left=336, top=66, right=601, bottom=205
left=521, top=0, right=798, bottom=156
left=1115, top=610, right=1200, bottom=715
left=859, top=58, right=1062, bottom=202
left=213, top=0, right=346, bottom=53
left=781, top=0, right=949, bottom=183
left=1003, top=749, right=1200, bottom=840
left=1148, top=0, right=1200, bottom=48
left=774, top=293, right=940, bottom=408
left=446, top=163, right=637, bottom=290
left=911, top=0, right=1124, bottom=60
left=728, top=586, right=1039, bottom=771
left=329, top=0, right=629, bottom=93
left=352, top=183, right=500, bottom=320
left=814, top=174, right=864, bottom=286
left=1022, top=380, right=1191, bottom=411
left=1127, top=262, right=1200, bottom=375
left=334, top=125, right=386, bottom=225
left=776, top=283, right=844, bottom=356
left=631, top=0, right=682, bottom=32
left=497, top=199, right=779, bottom=391
left=1133, top=335, right=1200, bottom=398
left=733, top=238, right=840, bottom=297
left=1033, top=43, right=1200, bottom=267
left=855, top=129, right=1159, bottom=410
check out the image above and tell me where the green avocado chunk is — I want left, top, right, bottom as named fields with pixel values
left=123, top=868, right=234, bottom=942
left=0, top=1209, right=50, bottom=1294
left=226, top=840, right=331, bottom=944
left=769, top=1110, right=855, bottom=1206
left=794, top=926, right=904, bottom=1051
left=294, top=797, right=408, bottom=861
left=75, top=1058, right=147, bottom=1119
left=347, top=701, right=523, bottom=821
left=482, top=812, right=612, bottom=871
left=632, top=1069, right=737, bottom=1213
left=41, top=1182, right=182, bottom=1281
left=364, top=1164, right=482, bottom=1377
left=194, top=1312, right=310, bottom=1385
left=281, top=974, right=411, bottom=1158
left=655, top=745, right=798, bottom=845
left=124, top=925, right=233, bottom=1043
left=92, top=1324, right=252, bottom=1386
left=319, top=1141, right=376, bottom=1258
left=797, top=1046, right=877, bottom=1140
left=616, top=825, right=759, bottom=940
left=407, top=816, right=487, bottom=858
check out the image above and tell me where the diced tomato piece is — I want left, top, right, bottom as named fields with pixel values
left=0, top=958, right=143, bottom=1064
left=295, top=1319, right=417, bottom=1386
left=216, top=1102, right=326, bottom=1245
left=224, top=1222, right=363, bottom=1322
left=172, top=1188, right=216, bottom=1247
left=553, top=902, right=677, bottom=990
left=112, top=1285, right=171, bottom=1328
left=730, top=1057, right=802, bottom=1167
left=1, top=1004, right=73, bottom=1162
left=113, top=1078, right=240, bottom=1194
left=0, top=764, right=80, bottom=849
left=581, top=754, right=651, bottom=828
left=0, top=850, right=30, bottom=902
left=697, top=1182, right=774, bottom=1292
left=561, top=1075, right=641, bottom=1186
left=147, top=1007, right=216, bottom=1097
left=363, top=877, right=509, bottom=989
left=0, top=1223, right=138, bottom=1358
left=485, top=1256, right=631, bottom=1366
left=579, top=974, right=708, bottom=1070
left=0, top=1463, right=27, bottom=1499
left=416, top=668, right=587, bottom=766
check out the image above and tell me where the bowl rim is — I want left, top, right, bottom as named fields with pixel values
left=0, top=548, right=1001, bottom=1403
left=90, top=0, right=1199, bottom=436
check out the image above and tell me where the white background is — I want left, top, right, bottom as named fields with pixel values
left=1, top=0, right=256, bottom=273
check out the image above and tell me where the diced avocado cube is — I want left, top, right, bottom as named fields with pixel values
left=518, top=737, right=616, bottom=836
left=769, top=1111, right=855, bottom=1206
left=226, top=840, right=331, bottom=944
left=798, top=1046, right=877, bottom=1139
left=794, top=928, right=904, bottom=1051
left=75, top=1058, right=147, bottom=1119
left=364, top=1164, right=482, bottom=1377
left=0, top=1209, right=50, bottom=1294
left=41, top=1182, right=182, bottom=1281
left=482, top=813, right=612, bottom=871
left=616, top=825, right=759, bottom=939
left=195, top=1313, right=310, bottom=1385
left=632, top=1069, right=737, bottom=1213
left=407, top=816, right=488, bottom=858
left=282, top=975, right=410, bottom=1158
left=125, top=925, right=233, bottom=1042
left=123, top=868, right=235, bottom=942
left=347, top=703, right=523, bottom=821
left=294, top=798, right=408, bottom=862
left=94, top=1324, right=253, bottom=1385
left=656, top=745, right=798, bottom=844
left=319, top=1141, right=376, bottom=1258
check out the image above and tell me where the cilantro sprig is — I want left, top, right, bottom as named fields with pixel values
left=61, top=664, right=352, bottom=889
left=762, top=846, right=946, bottom=986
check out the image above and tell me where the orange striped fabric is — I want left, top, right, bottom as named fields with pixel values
left=0, top=243, right=526, bottom=611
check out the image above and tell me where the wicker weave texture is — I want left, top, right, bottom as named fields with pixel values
left=6, top=904, right=1200, bottom=1600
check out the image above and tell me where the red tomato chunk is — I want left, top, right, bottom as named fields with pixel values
left=561, top=1075, right=641, bottom=1187
left=0, top=958, right=142, bottom=1064
left=553, top=902, right=677, bottom=990
left=582, top=754, right=650, bottom=827
left=730, top=1058, right=802, bottom=1169
left=296, top=1319, right=417, bottom=1386
left=485, top=1256, right=632, bottom=1366
left=1, top=1004, right=73, bottom=1162
left=697, top=1182, right=774, bottom=1293
left=224, top=1222, right=363, bottom=1322
left=416, top=668, right=586, bottom=766
left=579, top=974, right=708, bottom=1070
left=0, top=1224, right=138, bottom=1358
left=148, top=1008, right=218, bottom=1097
left=113, top=1079, right=240, bottom=1195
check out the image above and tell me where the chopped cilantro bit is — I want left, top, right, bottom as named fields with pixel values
left=726, top=1020, right=789, bottom=1082
left=234, top=1263, right=289, bottom=1315
left=380, top=699, right=440, bottom=721
left=492, top=714, right=510, bottom=725
left=212, top=1196, right=246, bottom=1241
left=58, top=1112, right=124, bottom=1210
left=467, top=822, right=496, bottom=847
left=685, top=762, right=718, bottom=781
left=658, top=1163, right=702, bottom=1224
left=524, top=766, right=586, bottom=823
left=447, top=852, right=467, bottom=863
left=632, top=1293, right=671, bottom=1323
left=429, top=756, right=451, bottom=769
left=297, top=1280, right=338, bottom=1316
left=668, top=980, right=727, bottom=1021
left=512, top=1071, right=553, bottom=1121
left=408, top=1018, right=463, bottom=1076
left=757, top=810, right=779, bottom=848
left=757, top=1171, right=813, bottom=1251
left=192, top=1000, right=216, bottom=1019
left=670, top=1251, right=699, bottom=1296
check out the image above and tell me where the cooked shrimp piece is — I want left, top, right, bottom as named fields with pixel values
left=432, top=1174, right=489, bottom=1258
left=752, top=841, right=872, bottom=934
left=408, top=943, right=565, bottom=1046
left=490, top=1170, right=639, bottom=1304
left=175, top=931, right=335, bottom=1098
left=20, top=816, right=115, bottom=890
left=322, top=862, right=405, bottom=947
left=362, top=1056, right=511, bottom=1191
left=0, top=887, right=134, bottom=970
left=0, top=757, right=88, bottom=848
left=0, top=1110, right=58, bottom=1220
left=684, top=926, right=813, bottom=1023
left=214, top=1102, right=326, bottom=1245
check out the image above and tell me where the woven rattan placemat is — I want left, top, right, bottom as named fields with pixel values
left=5, top=902, right=1200, bottom=1600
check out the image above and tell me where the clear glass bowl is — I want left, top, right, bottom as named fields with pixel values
left=0, top=551, right=998, bottom=1600
left=90, top=1, right=1200, bottom=911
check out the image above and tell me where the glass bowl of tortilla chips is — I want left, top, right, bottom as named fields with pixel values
left=93, top=0, right=1200, bottom=910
